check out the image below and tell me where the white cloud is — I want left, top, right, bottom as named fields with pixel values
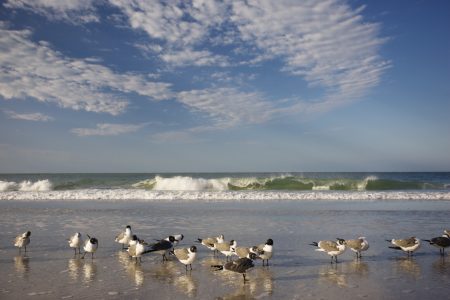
left=176, top=87, right=275, bottom=128
left=230, top=0, right=389, bottom=106
left=160, top=48, right=229, bottom=67
left=4, top=0, right=99, bottom=24
left=0, top=25, right=173, bottom=115
left=71, top=123, right=146, bottom=137
left=3, top=110, right=53, bottom=122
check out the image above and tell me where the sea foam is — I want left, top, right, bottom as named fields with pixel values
left=1, top=189, right=449, bottom=202
left=0, top=180, right=53, bottom=192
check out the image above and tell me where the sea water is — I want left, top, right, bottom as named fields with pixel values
left=1, top=172, right=450, bottom=201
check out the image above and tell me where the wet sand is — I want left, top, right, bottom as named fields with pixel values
left=0, top=200, right=449, bottom=299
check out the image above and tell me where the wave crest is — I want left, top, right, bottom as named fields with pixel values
left=0, top=179, right=53, bottom=192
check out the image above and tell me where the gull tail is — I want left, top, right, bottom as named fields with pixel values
left=196, top=238, right=202, bottom=243
left=309, top=242, right=318, bottom=247
left=388, top=246, right=402, bottom=250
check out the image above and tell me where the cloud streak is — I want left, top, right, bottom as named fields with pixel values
left=71, top=123, right=146, bottom=136
left=0, top=25, right=173, bottom=116
left=3, top=110, right=54, bottom=122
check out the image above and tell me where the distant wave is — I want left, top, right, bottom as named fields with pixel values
left=0, top=179, right=53, bottom=192
left=1, top=189, right=450, bottom=202
left=132, top=175, right=445, bottom=191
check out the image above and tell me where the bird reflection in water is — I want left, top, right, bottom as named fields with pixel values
left=393, top=257, right=421, bottom=279
left=216, top=284, right=254, bottom=300
left=149, top=260, right=178, bottom=283
left=68, top=258, right=82, bottom=281
left=248, top=268, right=274, bottom=297
left=83, top=261, right=97, bottom=283
left=14, top=255, right=30, bottom=278
left=318, top=264, right=348, bottom=287
left=432, top=256, right=449, bottom=275
left=116, top=250, right=145, bottom=286
left=348, top=260, right=369, bottom=276
left=174, top=274, right=198, bottom=298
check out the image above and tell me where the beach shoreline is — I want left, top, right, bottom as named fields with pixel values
left=1, top=200, right=449, bottom=299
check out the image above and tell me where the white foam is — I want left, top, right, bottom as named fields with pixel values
left=0, top=180, right=53, bottom=192
left=1, top=189, right=449, bottom=202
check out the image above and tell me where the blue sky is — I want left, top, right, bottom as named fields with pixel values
left=0, top=0, right=449, bottom=172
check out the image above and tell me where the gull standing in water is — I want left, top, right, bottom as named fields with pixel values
left=257, top=239, right=274, bottom=266
left=211, top=253, right=257, bottom=283
left=387, top=237, right=421, bottom=256
left=82, top=235, right=99, bottom=259
left=14, top=231, right=31, bottom=253
left=343, top=237, right=369, bottom=259
left=143, top=236, right=175, bottom=261
left=197, top=234, right=224, bottom=256
left=424, top=230, right=450, bottom=256
left=68, top=232, right=83, bottom=255
left=172, top=246, right=197, bottom=271
left=128, top=239, right=147, bottom=263
left=115, top=225, right=132, bottom=249
left=310, top=238, right=347, bottom=264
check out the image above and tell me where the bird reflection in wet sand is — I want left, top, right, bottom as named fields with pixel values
left=127, top=262, right=144, bottom=286
left=14, top=255, right=30, bottom=277
left=318, top=264, right=348, bottom=287
left=432, top=256, right=449, bottom=275
left=248, top=267, right=274, bottom=297
left=149, top=260, right=178, bottom=283
left=216, top=284, right=255, bottom=300
left=393, top=257, right=421, bottom=279
left=83, top=261, right=97, bottom=283
left=348, top=260, right=369, bottom=276
left=174, top=274, right=198, bottom=298
left=115, top=250, right=144, bottom=286
left=68, top=258, right=82, bottom=281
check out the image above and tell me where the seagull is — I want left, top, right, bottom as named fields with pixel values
left=68, top=232, right=83, bottom=255
left=158, top=234, right=184, bottom=250
left=343, top=237, right=369, bottom=259
left=81, top=235, right=99, bottom=259
left=171, top=246, right=197, bottom=271
left=211, top=253, right=257, bottom=283
left=233, top=246, right=259, bottom=259
left=14, top=231, right=31, bottom=253
left=387, top=237, right=421, bottom=256
left=310, top=238, right=346, bottom=263
left=197, top=234, right=224, bottom=255
left=215, top=239, right=237, bottom=261
left=423, top=230, right=450, bottom=256
left=143, top=236, right=175, bottom=261
left=115, top=225, right=132, bottom=249
left=128, top=234, right=139, bottom=247
left=128, top=239, right=147, bottom=263
left=257, top=239, right=274, bottom=266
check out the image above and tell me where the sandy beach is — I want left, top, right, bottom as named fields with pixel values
left=0, top=199, right=449, bottom=299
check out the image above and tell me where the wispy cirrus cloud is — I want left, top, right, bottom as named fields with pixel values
left=4, top=0, right=99, bottom=24
left=176, top=87, right=275, bottom=128
left=0, top=24, right=173, bottom=116
left=71, top=123, right=146, bottom=137
left=3, top=110, right=53, bottom=122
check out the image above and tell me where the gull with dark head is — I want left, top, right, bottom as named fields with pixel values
left=128, top=239, right=147, bottom=263
left=14, top=231, right=31, bottom=253
left=81, top=235, right=99, bottom=259
left=387, top=237, right=420, bottom=256
left=257, top=239, right=274, bottom=266
left=310, top=238, right=346, bottom=264
left=143, top=236, right=175, bottom=261
left=172, top=246, right=197, bottom=271
left=68, top=232, right=83, bottom=255
left=423, top=230, right=450, bottom=256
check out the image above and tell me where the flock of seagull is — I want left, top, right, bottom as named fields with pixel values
left=12, top=227, right=450, bottom=282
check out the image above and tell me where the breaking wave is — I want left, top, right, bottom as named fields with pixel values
left=0, top=179, right=53, bottom=192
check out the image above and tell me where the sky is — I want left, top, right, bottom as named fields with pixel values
left=0, top=0, right=449, bottom=173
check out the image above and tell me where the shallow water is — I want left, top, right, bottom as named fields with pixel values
left=0, top=200, right=449, bottom=299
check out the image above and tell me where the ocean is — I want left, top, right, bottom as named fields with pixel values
left=1, top=172, right=449, bottom=201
